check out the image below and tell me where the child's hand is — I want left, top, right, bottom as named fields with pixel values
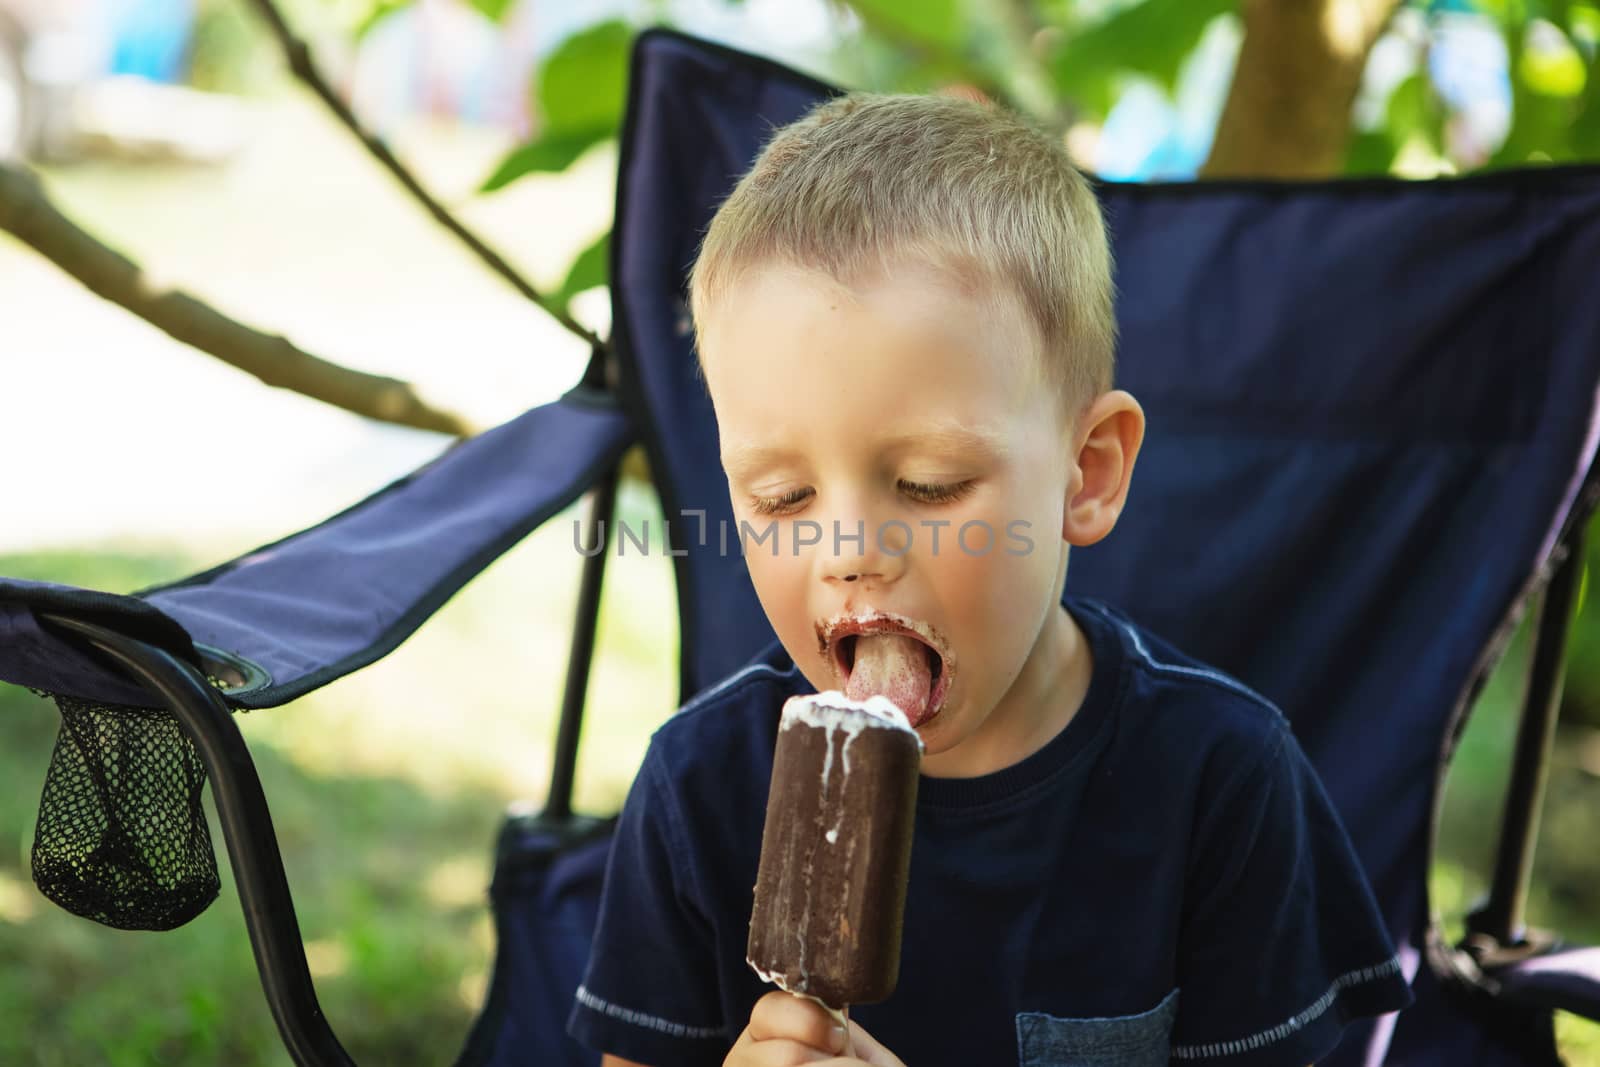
left=724, top=991, right=907, bottom=1066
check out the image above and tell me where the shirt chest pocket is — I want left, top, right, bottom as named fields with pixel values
left=1015, top=988, right=1180, bottom=1067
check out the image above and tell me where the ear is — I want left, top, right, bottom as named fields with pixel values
left=1063, top=390, right=1146, bottom=547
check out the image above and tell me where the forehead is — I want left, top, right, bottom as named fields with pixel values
left=720, top=417, right=1012, bottom=481
left=696, top=259, right=1040, bottom=381
left=697, top=261, right=1052, bottom=473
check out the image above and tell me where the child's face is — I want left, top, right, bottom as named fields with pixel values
left=697, top=260, right=1085, bottom=772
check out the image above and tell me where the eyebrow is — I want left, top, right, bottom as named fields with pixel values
left=721, top=421, right=1009, bottom=478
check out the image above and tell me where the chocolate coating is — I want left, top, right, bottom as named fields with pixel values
left=747, top=700, right=922, bottom=1009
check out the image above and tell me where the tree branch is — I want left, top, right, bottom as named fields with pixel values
left=0, top=161, right=479, bottom=437
left=241, top=0, right=606, bottom=351
left=1202, top=0, right=1405, bottom=178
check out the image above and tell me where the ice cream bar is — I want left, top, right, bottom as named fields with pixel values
left=747, top=692, right=924, bottom=1010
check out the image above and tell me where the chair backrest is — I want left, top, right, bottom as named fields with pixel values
left=611, top=31, right=841, bottom=706
left=611, top=29, right=1600, bottom=1065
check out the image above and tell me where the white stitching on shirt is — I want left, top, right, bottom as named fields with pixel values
left=1114, top=617, right=1276, bottom=711
left=1169, top=956, right=1404, bottom=1060
left=680, top=659, right=801, bottom=714
left=574, top=985, right=725, bottom=1040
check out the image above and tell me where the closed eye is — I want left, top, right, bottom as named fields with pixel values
left=899, top=479, right=976, bottom=505
left=748, top=487, right=813, bottom=515
left=747, top=480, right=975, bottom=515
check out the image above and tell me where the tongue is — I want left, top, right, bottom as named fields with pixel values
left=844, top=634, right=933, bottom=725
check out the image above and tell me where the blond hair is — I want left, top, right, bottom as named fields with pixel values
left=688, top=92, right=1116, bottom=414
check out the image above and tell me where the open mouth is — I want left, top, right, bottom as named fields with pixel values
left=822, top=616, right=953, bottom=728
left=837, top=634, right=944, bottom=690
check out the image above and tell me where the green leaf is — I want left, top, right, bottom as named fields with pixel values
left=468, top=0, right=519, bottom=23
left=479, top=132, right=609, bottom=192
left=1050, top=0, right=1234, bottom=118
left=478, top=20, right=632, bottom=193
left=554, top=229, right=611, bottom=321
left=1474, top=0, right=1570, bottom=24
left=1492, top=19, right=1589, bottom=164
left=1572, top=54, right=1600, bottom=154
left=1519, top=22, right=1588, bottom=96
left=1376, top=72, right=1447, bottom=162
left=538, top=20, right=633, bottom=138
left=352, top=0, right=413, bottom=40
left=845, top=0, right=966, bottom=53
left=1572, top=0, right=1600, bottom=39
left=1386, top=73, right=1429, bottom=136
left=1343, top=129, right=1396, bottom=174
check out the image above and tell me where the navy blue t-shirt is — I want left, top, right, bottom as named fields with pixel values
left=567, top=595, right=1413, bottom=1066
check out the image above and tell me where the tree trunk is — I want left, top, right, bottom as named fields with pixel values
left=1203, top=0, right=1404, bottom=178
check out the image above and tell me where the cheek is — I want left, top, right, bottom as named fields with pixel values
left=744, top=546, right=811, bottom=633
left=745, top=549, right=839, bottom=689
left=930, top=501, right=1060, bottom=619
left=744, top=551, right=783, bottom=604
left=931, top=530, right=1035, bottom=614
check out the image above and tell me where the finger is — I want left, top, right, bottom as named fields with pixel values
left=839, top=1018, right=908, bottom=1067
left=725, top=998, right=845, bottom=1067
left=727, top=1035, right=841, bottom=1066
left=747, top=992, right=850, bottom=1054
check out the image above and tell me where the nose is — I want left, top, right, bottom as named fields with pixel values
left=819, top=509, right=910, bottom=587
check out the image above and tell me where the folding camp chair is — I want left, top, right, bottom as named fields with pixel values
left=3, top=27, right=1599, bottom=1067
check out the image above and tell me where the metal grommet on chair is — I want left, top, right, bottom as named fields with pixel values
left=193, top=643, right=272, bottom=699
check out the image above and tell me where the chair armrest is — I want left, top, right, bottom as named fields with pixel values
left=1488, top=945, right=1600, bottom=1021
left=0, top=389, right=634, bottom=709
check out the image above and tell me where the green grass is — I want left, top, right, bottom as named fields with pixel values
left=2, top=521, right=1599, bottom=1062
left=0, top=487, right=679, bottom=1065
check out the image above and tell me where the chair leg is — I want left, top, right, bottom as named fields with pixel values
left=1466, top=522, right=1586, bottom=950
left=543, top=459, right=620, bottom=823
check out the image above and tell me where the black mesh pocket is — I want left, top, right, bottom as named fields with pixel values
left=29, top=689, right=220, bottom=930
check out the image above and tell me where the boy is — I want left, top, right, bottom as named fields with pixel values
left=567, top=93, right=1412, bottom=1066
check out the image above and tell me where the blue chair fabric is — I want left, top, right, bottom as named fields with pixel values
left=0, top=390, right=632, bottom=709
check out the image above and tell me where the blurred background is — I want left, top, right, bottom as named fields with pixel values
left=1, top=0, right=1598, bottom=1063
